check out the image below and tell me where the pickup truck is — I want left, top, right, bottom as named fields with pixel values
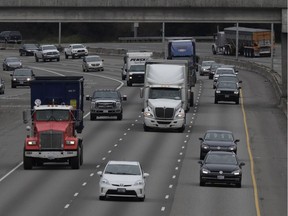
left=86, top=89, right=127, bottom=120
left=34, top=45, right=60, bottom=62
left=64, top=44, right=88, bottom=59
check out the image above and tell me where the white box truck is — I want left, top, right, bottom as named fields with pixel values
left=121, top=51, right=153, bottom=86
left=140, top=59, right=190, bottom=132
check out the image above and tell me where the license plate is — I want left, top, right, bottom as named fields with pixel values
left=103, top=110, right=108, bottom=113
left=20, top=81, right=24, bottom=84
left=117, top=188, right=126, bottom=193
left=225, top=95, right=229, bottom=98
left=217, top=175, right=225, bottom=180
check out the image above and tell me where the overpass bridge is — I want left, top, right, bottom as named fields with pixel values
left=0, top=0, right=287, bottom=103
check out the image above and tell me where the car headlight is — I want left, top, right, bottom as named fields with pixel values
left=27, top=78, right=31, bottom=81
left=100, top=178, right=110, bottom=185
left=216, top=90, right=221, bottom=93
left=201, top=144, right=209, bottom=150
left=66, top=140, right=75, bottom=145
left=234, top=91, right=239, bottom=94
left=201, top=168, right=210, bottom=174
left=13, top=78, right=17, bottom=81
left=232, top=169, right=241, bottom=175
left=229, top=146, right=237, bottom=151
left=134, top=180, right=144, bottom=186
left=27, top=140, right=37, bottom=145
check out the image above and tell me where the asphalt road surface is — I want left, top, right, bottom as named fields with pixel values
left=0, top=46, right=286, bottom=216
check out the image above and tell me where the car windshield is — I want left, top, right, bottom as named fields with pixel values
left=218, top=77, right=238, bottom=83
left=105, top=164, right=141, bottom=175
left=25, top=44, right=38, bottom=49
left=149, top=87, right=181, bottom=100
left=93, top=91, right=118, bottom=99
left=204, top=132, right=234, bottom=141
left=72, top=44, right=84, bottom=49
left=43, top=45, right=57, bottom=50
left=13, top=69, right=32, bottom=76
left=35, top=110, right=70, bottom=121
left=216, top=69, right=234, bottom=75
left=217, top=82, right=237, bottom=89
left=86, top=56, right=101, bottom=62
left=128, top=64, right=145, bottom=72
left=202, top=61, right=215, bottom=66
left=6, top=58, right=19, bottom=62
left=205, top=154, right=238, bottom=165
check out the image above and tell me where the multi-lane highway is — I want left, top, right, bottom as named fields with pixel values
left=0, top=46, right=286, bottom=216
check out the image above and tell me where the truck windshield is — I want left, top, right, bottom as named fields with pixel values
left=93, top=91, right=119, bottom=99
left=35, top=110, right=70, bottom=121
left=128, top=64, right=145, bottom=72
left=149, top=88, right=181, bottom=100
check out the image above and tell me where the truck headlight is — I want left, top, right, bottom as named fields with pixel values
left=232, top=169, right=241, bottom=175
left=201, top=144, right=209, bottom=150
left=66, top=140, right=75, bottom=145
left=216, top=90, right=221, bottom=93
left=201, top=168, right=210, bottom=174
left=27, top=141, right=37, bottom=145
left=234, top=91, right=239, bottom=94
left=144, top=111, right=153, bottom=118
left=116, top=102, right=121, bottom=108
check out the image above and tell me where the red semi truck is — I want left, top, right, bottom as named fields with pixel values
left=23, top=76, right=84, bottom=170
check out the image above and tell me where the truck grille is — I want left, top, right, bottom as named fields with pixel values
left=96, top=102, right=116, bottom=109
left=46, top=51, right=58, bottom=55
left=40, top=131, right=63, bottom=150
left=155, top=107, right=174, bottom=119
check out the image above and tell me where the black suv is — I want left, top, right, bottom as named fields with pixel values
left=86, top=89, right=127, bottom=120
left=0, top=31, right=22, bottom=44
left=10, top=68, right=35, bottom=88
left=214, top=81, right=241, bottom=104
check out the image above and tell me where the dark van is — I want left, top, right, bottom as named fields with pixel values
left=0, top=31, right=22, bottom=44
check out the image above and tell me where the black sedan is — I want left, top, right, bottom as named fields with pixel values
left=0, top=77, right=5, bottom=94
left=199, top=130, right=239, bottom=159
left=2, top=57, right=22, bottom=71
left=198, top=151, right=245, bottom=188
left=215, top=81, right=241, bottom=104
left=19, top=44, right=39, bottom=56
left=10, top=68, right=35, bottom=88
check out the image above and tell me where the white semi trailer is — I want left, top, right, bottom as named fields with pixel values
left=140, top=59, right=191, bottom=132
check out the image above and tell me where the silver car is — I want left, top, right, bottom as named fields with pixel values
left=82, top=55, right=104, bottom=72
left=97, top=161, right=149, bottom=201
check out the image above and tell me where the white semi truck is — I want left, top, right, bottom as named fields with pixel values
left=140, top=59, right=191, bottom=132
left=121, top=51, right=153, bottom=86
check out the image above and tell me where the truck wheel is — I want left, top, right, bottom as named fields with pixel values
left=214, top=98, right=218, bottom=104
left=57, top=58, right=60, bottom=62
left=190, top=92, right=194, bottom=107
left=80, top=145, right=83, bottom=166
left=90, top=114, right=96, bottom=120
left=35, top=56, right=39, bottom=62
left=235, top=98, right=239, bottom=104
left=127, top=81, right=132, bottom=86
left=65, top=53, right=68, bottom=59
left=117, top=113, right=123, bottom=120
left=212, top=46, right=216, bottom=55
left=143, top=124, right=150, bottom=132
left=70, top=149, right=80, bottom=169
left=23, top=155, right=33, bottom=170
left=72, top=55, right=75, bottom=59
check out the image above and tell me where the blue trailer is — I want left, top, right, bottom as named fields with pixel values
left=30, top=76, right=84, bottom=133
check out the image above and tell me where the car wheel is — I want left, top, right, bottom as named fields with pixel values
left=138, top=196, right=145, bottom=202
left=200, top=151, right=205, bottom=160
left=11, top=83, right=16, bottom=88
left=236, top=182, right=242, bottom=188
left=235, top=99, right=239, bottom=104
left=127, top=81, right=132, bottom=86
left=122, top=75, right=126, bottom=80
left=65, top=53, right=68, bottom=59
left=99, top=196, right=105, bottom=201
left=57, top=58, right=60, bottom=62
left=35, top=56, right=39, bottom=62
left=90, top=114, right=96, bottom=120
left=200, top=179, right=205, bottom=186
left=214, top=98, right=218, bottom=104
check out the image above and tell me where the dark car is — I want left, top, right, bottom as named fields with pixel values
left=0, top=78, right=5, bottom=94
left=199, top=130, right=239, bottom=159
left=208, top=63, right=223, bottom=79
left=86, top=89, right=127, bottom=120
left=10, top=68, right=35, bottom=88
left=213, top=74, right=242, bottom=89
left=0, top=31, right=22, bottom=44
left=215, top=81, right=241, bottom=104
left=3, top=57, right=22, bottom=71
left=19, top=44, right=39, bottom=56
left=198, top=151, right=245, bottom=187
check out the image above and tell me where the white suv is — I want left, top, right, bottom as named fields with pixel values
left=97, top=161, right=149, bottom=201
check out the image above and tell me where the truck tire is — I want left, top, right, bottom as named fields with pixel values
left=70, top=149, right=80, bottom=169
left=214, top=97, right=218, bottom=104
left=90, top=113, right=96, bottom=120
left=143, top=124, right=150, bottom=132
left=177, top=125, right=185, bottom=133
left=212, top=46, right=216, bottom=55
left=35, top=56, right=39, bottom=62
left=65, top=53, right=68, bottom=59
left=23, top=154, right=33, bottom=170
left=190, top=92, right=194, bottom=107
left=127, top=80, right=132, bottom=86
left=57, top=58, right=60, bottom=62
left=117, top=113, right=123, bottom=120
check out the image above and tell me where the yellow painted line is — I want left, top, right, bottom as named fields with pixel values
left=240, top=89, right=261, bottom=216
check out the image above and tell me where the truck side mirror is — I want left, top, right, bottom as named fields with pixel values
left=122, top=95, right=127, bottom=101
left=23, top=110, right=28, bottom=124
left=85, top=95, right=91, bottom=101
